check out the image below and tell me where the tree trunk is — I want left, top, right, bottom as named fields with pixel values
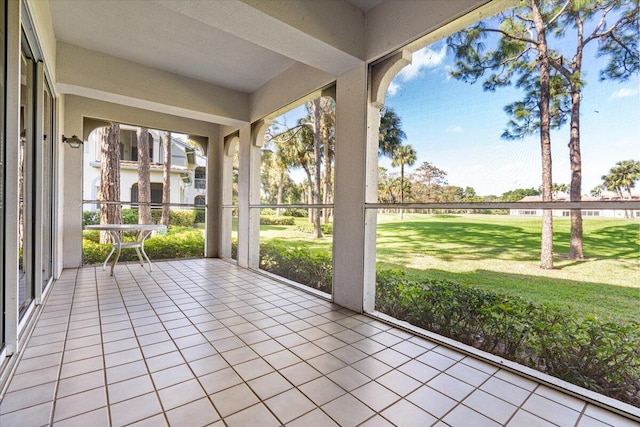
left=276, top=170, right=285, bottom=217
left=568, top=14, right=585, bottom=260
left=161, top=131, right=171, bottom=226
left=568, top=87, right=584, bottom=259
left=321, top=99, right=333, bottom=224
left=137, top=127, right=152, bottom=224
left=400, top=164, right=405, bottom=220
left=533, top=3, right=554, bottom=269
left=311, top=99, right=323, bottom=238
left=99, top=124, right=122, bottom=243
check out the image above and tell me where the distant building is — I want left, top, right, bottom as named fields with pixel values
left=83, top=126, right=206, bottom=211
left=510, top=195, right=640, bottom=218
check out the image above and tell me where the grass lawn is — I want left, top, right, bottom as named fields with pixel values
left=254, top=213, right=639, bottom=323
left=376, top=214, right=639, bottom=322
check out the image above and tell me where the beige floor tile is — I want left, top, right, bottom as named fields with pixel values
left=463, top=389, right=518, bottom=425
left=52, top=386, right=106, bottom=422
left=57, top=370, right=105, bottom=398
left=480, top=376, right=532, bottom=407
left=287, top=408, right=340, bottom=427
left=299, top=376, right=346, bottom=406
left=352, top=381, right=401, bottom=412
left=327, top=366, right=370, bottom=391
left=280, top=362, right=323, bottom=386
left=522, top=394, right=581, bottom=426
left=443, top=404, right=502, bottom=427
left=52, top=407, right=109, bottom=427
left=224, top=403, right=281, bottom=427
left=265, top=388, right=316, bottom=424
left=406, top=385, right=457, bottom=418
left=109, top=392, right=163, bottom=427
left=383, top=399, right=439, bottom=426
left=108, top=375, right=155, bottom=404
left=210, top=383, right=260, bottom=418
left=0, top=381, right=57, bottom=414
left=200, top=367, right=243, bottom=395
left=376, top=369, right=421, bottom=396
left=151, top=364, right=194, bottom=390
left=157, top=378, right=206, bottom=410
left=0, top=401, right=52, bottom=427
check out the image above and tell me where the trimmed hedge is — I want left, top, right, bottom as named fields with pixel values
left=82, top=226, right=203, bottom=265
left=258, top=241, right=332, bottom=294
left=295, top=222, right=333, bottom=235
left=83, top=209, right=200, bottom=227
left=376, top=269, right=640, bottom=407
left=260, top=216, right=295, bottom=226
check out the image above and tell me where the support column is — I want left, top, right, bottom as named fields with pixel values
left=236, top=124, right=252, bottom=268
left=332, top=64, right=369, bottom=312
left=220, top=133, right=238, bottom=259
left=205, top=131, right=221, bottom=258
left=248, top=119, right=271, bottom=269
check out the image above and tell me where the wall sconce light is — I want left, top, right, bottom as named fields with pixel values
left=62, top=134, right=83, bottom=148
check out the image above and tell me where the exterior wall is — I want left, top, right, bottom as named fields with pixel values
left=510, top=208, right=640, bottom=218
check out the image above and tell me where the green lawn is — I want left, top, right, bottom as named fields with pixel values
left=255, top=214, right=640, bottom=322
left=376, top=214, right=639, bottom=322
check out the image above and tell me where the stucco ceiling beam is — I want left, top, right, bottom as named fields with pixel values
left=152, top=0, right=364, bottom=76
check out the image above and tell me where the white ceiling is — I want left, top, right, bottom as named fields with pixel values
left=49, top=0, right=383, bottom=94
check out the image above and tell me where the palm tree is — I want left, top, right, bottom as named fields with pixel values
left=379, top=107, right=406, bottom=158
left=602, top=160, right=640, bottom=199
left=391, top=144, right=417, bottom=218
left=612, top=160, right=640, bottom=198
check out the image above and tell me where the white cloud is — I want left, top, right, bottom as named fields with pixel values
left=447, top=125, right=463, bottom=133
left=609, top=87, right=640, bottom=100
left=387, top=81, right=400, bottom=97
left=387, top=43, right=447, bottom=96
left=396, top=44, right=447, bottom=82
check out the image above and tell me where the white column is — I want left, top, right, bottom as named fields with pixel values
left=220, top=134, right=238, bottom=259
left=236, top=124, right=252, bottom=268
left=205, top=131, right=221, bottom=258
left=248, top=120, right=271, bottom=269
left=332, top=64, right=369, bottom=312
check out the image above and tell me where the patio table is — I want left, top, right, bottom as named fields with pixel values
left=85, top=224, right=166, bottom=275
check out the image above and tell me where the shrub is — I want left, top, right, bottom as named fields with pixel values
left=194, top=208, right=205, bottom=223
left=82, top=230, right=101, bottom=243
left=261, top=208, right=276, bottom=216
left=295, top=222, right=333, bottom=235
left=83, top=210, right=99, bottom=226
left=260, top=216, right=295, bottom=226
left=282, top=208, right=307, bottom=217
left=259, top=241, right=332, bottom=293
left=82, top=226, right=203, bottom=265
left=122, top=209, right=139, bottom=224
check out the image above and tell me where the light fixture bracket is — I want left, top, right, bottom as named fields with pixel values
left=62, top=134, right=83, bottom=148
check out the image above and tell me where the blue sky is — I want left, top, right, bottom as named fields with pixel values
left=383, top=35, right=640, bottom=197
left=274, top=11, right=639, bottom=197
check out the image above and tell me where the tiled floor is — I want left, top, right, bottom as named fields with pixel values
left=0, top=259, right=637, bottom=427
